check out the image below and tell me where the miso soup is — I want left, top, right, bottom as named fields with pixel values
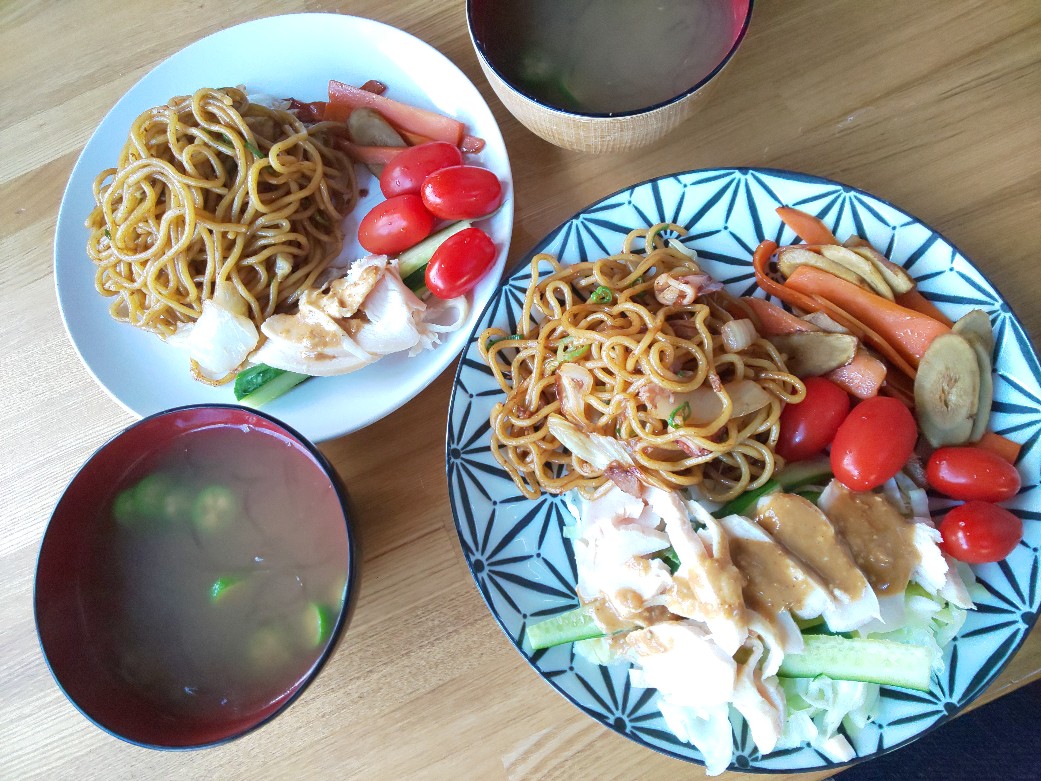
left=472, top=0, right=750, bottom=115
left=84, top=423, right=349, bottom=728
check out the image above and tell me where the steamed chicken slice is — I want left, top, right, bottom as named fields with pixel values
left=647, top=488, right=748, bottom=656
left=754, top=492, right=880, bottom=631
left=250, top=255, right=431, bottom=375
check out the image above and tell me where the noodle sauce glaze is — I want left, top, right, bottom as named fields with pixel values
left=35, top=407, right=352, bottom=747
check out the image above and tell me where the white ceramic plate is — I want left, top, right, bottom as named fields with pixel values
left=55, top=13, right=513, bottom=442
left=447, top=169, right=1041, bottom=773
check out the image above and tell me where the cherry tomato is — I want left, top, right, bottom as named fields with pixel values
left=777, top=377, right=850, bottom=462
left=421, top=165, right=502, bottom=220
left=939, top=500, right=1023, bottom=563
left=357, top=194, right=434, bottom=255
left=927, top=446, right=1021, bottom=502
left=830, top=396, right=917, bottom=491
left=379, top=141, right=463, bottom=198
left=425, top=227, right=496, bottom=299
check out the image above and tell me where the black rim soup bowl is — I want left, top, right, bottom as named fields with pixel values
left=34, top=405, right=355, bottom=749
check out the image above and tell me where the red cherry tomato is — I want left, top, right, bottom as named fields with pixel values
left=379, top=141, right=463, bottom=198
left=830, top=396, right=917, bottom=491
left=927, top=446, right=1021, bottom=502
left=777, top=377, right=851, bottom=462
left=357, top=194, right=434, bottom=255
left=939, top=501, right=1023, bottom=563
left=421, top=165, right=502, bottom=220
left=425, top=227, right=496, bottom=299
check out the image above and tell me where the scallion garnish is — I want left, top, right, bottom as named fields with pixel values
left=668, top=401, right=691, bottom=429
left=589, top=286, right=613, bottom=304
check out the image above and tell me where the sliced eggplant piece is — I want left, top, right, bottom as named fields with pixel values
left=801, top=310, right=851, bottom=334
left=777, top=247, right=866, bottom=288
left=850, top=246, right=915, bottom=295
left=819, top=245, right=895, bottom=300
left=953, top=310, right=995, bottom=442
left=347, top=108, right=406, bottom=174
left=769, top=332, right=858, bottom=377
left=952, top=309, right=995, bottom=353
left=914, top=332, right=980, bottom=447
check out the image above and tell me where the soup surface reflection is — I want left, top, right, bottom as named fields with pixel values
left=475, top=0, right=748, bottom=114
left=85, top=424, right=348, bottom=722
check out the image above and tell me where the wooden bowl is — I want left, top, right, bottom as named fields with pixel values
left=466, top=1, right=754, bottom=153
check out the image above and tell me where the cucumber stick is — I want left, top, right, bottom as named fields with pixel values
left=526, top=606, right=603, bottom=650
left=778, top=634, right=934, bottom=691
left=397, top=220, right=471, bottom=279
left=236, top=365, right=310, bottom=408
left=713, top=456, right=832, bottom=517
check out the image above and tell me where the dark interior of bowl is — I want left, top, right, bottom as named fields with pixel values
left=468, top=0, right=753, bottom=117
left=35, top=405, right=353, bottom=748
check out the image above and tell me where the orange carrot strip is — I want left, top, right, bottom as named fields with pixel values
left=776, top=206, right=839, bottom=246
left=360, top=79, right=387, bottom=95
left=739, top=296, right=816, bottom=335
left=896, top=288, right=954, bottom=327
left=335, top=141, right=404, bottom=166
left=752, top=240, right=822, bottom=314
left=827, top=350, right=886, bottom=399
left=395, top=128, right=436, bottom=146
left=807, top=294, right=919, bottom=380
left=323, top=101, right=352, bottom=123
left=328, top=80, right=465, bottom=145
left=785, top=265, right=950, bottom=367
left=975, top=431, right=1022, bottom=464
left=461, top=134, right=486, bottom=154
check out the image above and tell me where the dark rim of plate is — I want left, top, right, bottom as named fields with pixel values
left=444, top=166, right=1041, bottom=773
left=465, top=0, right=756, bottom=119
left=33, top=403, right=358, bottom=751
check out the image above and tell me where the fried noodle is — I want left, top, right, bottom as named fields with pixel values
left=480, top=224, right=805, bottom=502
left=86, top=87, right=358, bottom=339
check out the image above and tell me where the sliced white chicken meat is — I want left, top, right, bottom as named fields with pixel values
left=251, top=305, right=374, bottom=376
left=754, top=492, right=880, bottom=631
left=646, top=489, right=748, bottom=656
left=731, top=637, right=787, bottom=755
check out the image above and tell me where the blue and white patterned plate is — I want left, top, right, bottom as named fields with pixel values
left=446, top=168, right=1040, bottom=773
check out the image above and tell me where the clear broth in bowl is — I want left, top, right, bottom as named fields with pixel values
left=84, top=424, right=348, bottom=725
left=472, top=0, right=750, bottom=115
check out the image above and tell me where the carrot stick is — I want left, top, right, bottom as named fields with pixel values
left=827, top=350, right=887, bottom=399
left=461, top=134, right=486, bottom=154
left=395, top=128, right=436, bottom=146
left=807, top=294, right=919, bottom=380
left=975, top=431, right=1022, bottom=464
left=738, top=296, right=815, bottom=335
left=335, top=141, right=404, bottom=166
left=752, top=240, right=822, bottom=314
left=785, top=265, right=950, bottom=367
left=896, top=288, right=954, bottom=327
left=327, top=80, right=465, bottom=145
left=776, top=206, right=839, bottom=246
left=323, top=101, right=352, bottom=123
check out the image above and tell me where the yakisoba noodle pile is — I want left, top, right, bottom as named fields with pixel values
left=480, top=225, right=805, bottom=502
left=86, top=87, right=358, bottom=341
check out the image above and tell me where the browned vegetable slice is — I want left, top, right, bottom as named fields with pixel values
left=819, top=245, right=894, bottom=300
left=850, top=246, right=915, bottom=295
left=914, top=332, right=980, bottom=447
left=953, top=309, right=996, bottom=441
left=769, top=332, right=858, bottom=377
left=777, top=247, right=866, bottom=288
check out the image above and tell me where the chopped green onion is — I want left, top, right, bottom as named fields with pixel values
left=589, top=286, right=613, bottom=304
left=556, top=337, right=589, bottom=363
left=486, top=334, right=521, bottom=349
left=243, top=139, right=264, bottom=158
left=630, top=276, right=643, bottom=287
left=104, top=228, right=111, bottom=239
left=668, top=401, right=691, bottom=428
left=312, top=210, right=330, bottom=227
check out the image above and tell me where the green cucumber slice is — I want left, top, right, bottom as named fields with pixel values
left=778, top=634, right=934, bottom=691
left=526, top=606, right=604, bottom=650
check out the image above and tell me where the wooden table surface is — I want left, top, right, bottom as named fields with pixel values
left=2, top=1, right=1039, bottom=778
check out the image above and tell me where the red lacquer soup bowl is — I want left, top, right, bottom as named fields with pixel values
left=34, top=405, right=355, bottom=748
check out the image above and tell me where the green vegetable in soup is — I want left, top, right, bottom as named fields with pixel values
left=192, top=484, right=240, bottom=534
left=113, top=489, right=137, bottom=526
left=209, top=575, right=244, bottom=604
left=300, top=602, right=336, bottom=648
left=132, top=473, right=176, bottom=519
left=160, top=485, right=195, bottom=524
